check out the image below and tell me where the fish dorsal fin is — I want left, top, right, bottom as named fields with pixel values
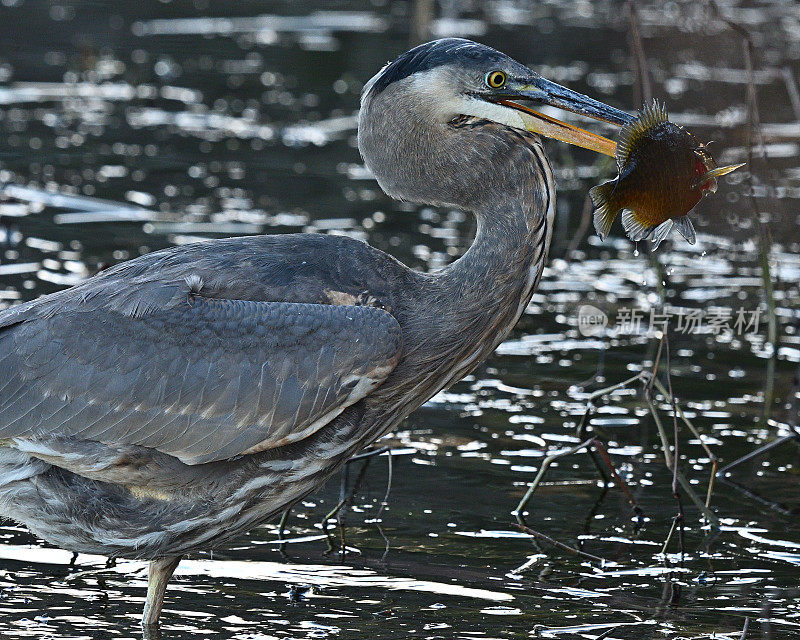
left=615, top=99, right=669, bottom=168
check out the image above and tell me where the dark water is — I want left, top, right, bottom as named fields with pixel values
left=0, top=1, right=799, bottom=638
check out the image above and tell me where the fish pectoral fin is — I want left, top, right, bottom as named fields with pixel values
left=650, top=219, right=675, bottom=250
left=672, top=215, right=696, bottom=244
left=589, top=179, right=619, bottom=240
left=691, top=163, right=746, bottom=190
left=620, top=208, right=653, bottom=242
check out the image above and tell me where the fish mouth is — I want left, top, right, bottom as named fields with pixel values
left=486, top=77, right=636, bottom=158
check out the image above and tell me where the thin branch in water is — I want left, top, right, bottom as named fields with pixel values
left=376, top=448, right=393, bottom=521
left=645, top=394, right=719, bottom=527
left=663, top=333, right=686, bottom=565
left=277, top=508, right=291, bottom=555
left=515, top=523, right=607, bottom=564
left=651, top=376, right=718, bottom=509
left=660, top=514, right=679, bottom=562
left=376, top=449, right=393, bottom=561
left=709, top=1, right=778, bottom=424
left=317, top=445, right=401, bottom=555
left=646, top=332, right=666, bottom=397
left=707, top=459, right=718, bottom=511
left=585, top=372, right=650, bottom=403
left=514, top=437, right=597, bottom=524
left=565, top=193, right=593, bottom=259
left=717, top=433, right=800, bottom=476
left=594, top=627, right=624, bottom=640
left=627, top=0, right=653, bottom=106
left=573, top=404, right=611, bottom=487
left=591, top=439, right=643, bottom=517
left=575, top=373, right=654, bottom=516
left=781, top=67, right=800, bottom=121
left=740, top=616, right=750, bottom=640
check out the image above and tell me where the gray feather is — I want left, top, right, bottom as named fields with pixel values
left=0, top=297, right=402, bottom=465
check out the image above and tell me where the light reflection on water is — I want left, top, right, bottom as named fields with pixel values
left=0, top=1, right=799, bottom=639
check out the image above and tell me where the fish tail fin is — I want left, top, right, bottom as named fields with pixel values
left=673, top=215, right=696, bottom=244
left=589, top=180, right=619, bottom=240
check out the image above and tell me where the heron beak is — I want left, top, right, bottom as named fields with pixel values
left=492, top=77, right=635, bottom=158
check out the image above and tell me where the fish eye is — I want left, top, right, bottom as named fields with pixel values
left=485, top=70, right=506, bottom=89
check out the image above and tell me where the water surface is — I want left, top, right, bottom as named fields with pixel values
left=0, top=1, right=798, bottom=639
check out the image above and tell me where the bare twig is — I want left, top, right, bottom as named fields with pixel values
left=740, top=616, right=750, bottom=640
left=650, top=377, right=718, bottom=509
left=660, top=515, right=679, bottom=559
left=646, top=333, right=666, bottom=397
left=376, top=449, right=393, bottom=560
left=514, top=437, right=597, bottom=524
left=716, top=433, right=800, bottom=476
left=591, top=439, right=643, bottom=517
left=781, top=67, right=800, bottom=120
left=627, top=0, right=653, bottom=106
left=277, top=508, right=291, bottom=555
left=565, top=193, right=594, bottom=258
left=645, top=395, right=719, bottom=526
left=585, top=372, right=650, bottom=403
left=515, top=523, right=607, bottom=564
left=718, top=476, right=796, bottom=517
left=663, top=333, right=686, bottom=563
left=594, top=627, right=624, bottom=640
left=317, top=445, right=400, bottom=555
left=710, top=1, right=778, bottom=424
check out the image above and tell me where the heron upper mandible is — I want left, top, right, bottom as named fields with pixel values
left=0, top=39, right=632, bottom=629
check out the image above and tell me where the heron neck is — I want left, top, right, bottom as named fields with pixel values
left=447, top=210, right=544, bottom=281
left=437, top=183, right=553, bottom=315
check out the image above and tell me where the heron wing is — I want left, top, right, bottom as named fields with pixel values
left=0, top=296, right=402, bottom=465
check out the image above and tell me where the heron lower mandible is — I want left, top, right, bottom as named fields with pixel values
left=0, top=38, right=632, bottom=629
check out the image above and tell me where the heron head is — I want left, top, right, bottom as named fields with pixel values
left=358, top=38, right=632, bottom=210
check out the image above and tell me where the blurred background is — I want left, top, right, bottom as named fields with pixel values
left=0, top=1, right=798, bottom=639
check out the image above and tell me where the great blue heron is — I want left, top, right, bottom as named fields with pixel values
left=0, top=38, right=632, bottom=629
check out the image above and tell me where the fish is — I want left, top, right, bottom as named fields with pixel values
left=590, top=100, right=744, bottom=249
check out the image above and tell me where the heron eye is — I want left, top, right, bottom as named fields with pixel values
left=485, top=70, right=506, bottom=89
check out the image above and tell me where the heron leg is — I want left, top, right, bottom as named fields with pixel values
left=319, top=447, right=395, bottom=554
left=142, top=556, right=181, bottom=629
left=321, top=454, right=378, bottom=554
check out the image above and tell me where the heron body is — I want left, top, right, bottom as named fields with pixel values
left=0, top=38, right=629, bottom=626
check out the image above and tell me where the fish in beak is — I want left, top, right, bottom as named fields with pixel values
left=486, top=75, right=635, bottom=157
left=482, top=77, right=744, bottom=249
